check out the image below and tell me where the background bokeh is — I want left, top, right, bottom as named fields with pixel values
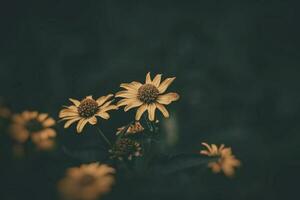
left=0, top=0, right=299, bottom=200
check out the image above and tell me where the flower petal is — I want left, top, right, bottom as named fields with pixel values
left=120, top=81, right=142, bottom=91
left=157, top=93, right=180, bottom=105
left=147, top=103, right=156, bottom=121
left=145, top=72, right=152, bottom=84
left=96, top=94, right=113, bottom=106
left=135, top=104, right=147, bottom=120
left=76, top=119, right=89, bottom=133
left=156, top=103, right=169, bottom=118
left=115, top=91, right=137, bottom=98
left=158, top=77, right=176, bottom=93
left=43, top=118, right=56, bottom=127
left=64, top=117, right=81, bottom=128
left=152, top=74, right=162, bottom=87
left=124, top=100, right=143, bottom=112
left=97, top=112, right=110, bottom=119
left=69, top=98, right=81, bottom=106
left=88, top=116, right=97, bottom=125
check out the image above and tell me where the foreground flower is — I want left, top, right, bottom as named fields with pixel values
left=10, top=111, right=56, bottom=150
left=116, top=72, right=179, bottom=121
left=58, top=163, right=115, bottom=200
left=109, top=138, right=142, bottom=160
left=116, top=121, right=144, bottom=135
left=59, top=95, right=118, bottom=133
left=200, top=142, right=241, bottom=177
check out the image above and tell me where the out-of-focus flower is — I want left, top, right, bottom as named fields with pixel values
left=200, top=142, right=241, bottom=177
left=116, top=121, right=144, bottom=135
left=116, top=72, right=179, bottom=121
left=58, top=163, right=115, bottom=200
left=0, top=106, right=11, bottom=119
left=109, top=138, right=142, bottom=160
left=10, top=111, right=56, bottom=150
left=59, top=95, right=118, bottom=133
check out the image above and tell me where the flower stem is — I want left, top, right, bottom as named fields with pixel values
left=96, top=127, right=112, bottom=147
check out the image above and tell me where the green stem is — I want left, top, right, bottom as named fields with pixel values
left=96, top=127, right=112, bottom=147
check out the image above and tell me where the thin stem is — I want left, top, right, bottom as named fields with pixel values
left=96, top=127, right=112, bottom=147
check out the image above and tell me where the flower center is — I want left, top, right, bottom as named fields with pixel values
left=80, top=174, right=95, bottom=187
left=137, top=84, right=159, bottom=104
left=25, top=119, right=44, bottom=133
left=78, top=99, right=99, bottom=118
left=110, top=138, right=141, bottom=159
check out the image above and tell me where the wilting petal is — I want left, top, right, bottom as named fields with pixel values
left=135, top=104, right=147, bottom=120
left=64, top=117, right=81, bottom=128
left=76, top=119, right=89, bottom=133
left=124, top=100, right=143, bottom=111
left=69, top=98, right=81, bottom=106
left=96, top=94, right=113, bottom=106
left=156, top=103, right=169, bottom=118
left=88, top=116, right=97, bottom=125
left=158, top=77, right=176, bottom=93
left=152, top=74, right=162, bottom=87
left=157, top=93, right=180, bottom=105
left=147, top=103, right=156, bottom=121
left=145, top=72, right=152, bottom=84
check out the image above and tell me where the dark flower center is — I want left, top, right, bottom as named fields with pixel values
left=78, top=99, right=99, bottom=118
left=110, top=138, right=141, bottom=159
left=80, top=174, right=95, bottom=187
left=137, top=84, right=159, bottom=104
left=25, top=119, right=44, bottom=133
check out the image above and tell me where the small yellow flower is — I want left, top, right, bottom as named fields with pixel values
left=58, top=163, right=115, bottom=200
left=116, top=72, right=179, bottom=121
left=116, top=121, right=144, bottom=135
left=109, top=138, right=142, bottom=160
left=59, top=95, right=118, bottom=133
left=200, top=142, right=241, bottom=177
left=10, top=111, right=56, bottom=150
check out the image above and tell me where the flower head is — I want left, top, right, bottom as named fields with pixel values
left=58, top=163, right=115, bottom=200
left=10, top=111, right=56, bottom=150
left=109, top=138, right=142, bottom=160
left=200, top=142, right=241, bottom=177
left=116, top=121, right=144, bottom=135
left=59, top=95, right=118, bottom=133
left=116, top=72, right=179, bottom=121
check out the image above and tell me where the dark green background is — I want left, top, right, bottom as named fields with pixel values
left=0, top=0, right=299, bottom=200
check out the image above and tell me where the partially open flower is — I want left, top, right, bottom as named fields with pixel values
left=109, top=138, right=142, bottom=160
left=116, top=72, right=179, bottom=121
left=116, top=121, right=144, bottom=135
left=10, top=111, right=56, bottom=150
left=200, top=142, right=241, bottom=177
left=59, top=95, right=118, bottom=133
left=58, top=163, right=115, bottom=200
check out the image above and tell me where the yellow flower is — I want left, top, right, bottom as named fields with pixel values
left=116, top=72, right=179, bottom=121
left=59, top=95, right=118, bottom=133
left=58, top=163, right=115, bottom=200
left=116, top=121, right=144, bottom=135
left=200, top=142, right=241, bottom=177
left=10, top=111, right=56, bottom=150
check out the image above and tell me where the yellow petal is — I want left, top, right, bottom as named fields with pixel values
left=145, top=72, right=152, bottom=84
left=101, top=105, right=118, bottom=113
left=147, top=103, right=156, bottom=121
left=120, top=81, right=142, bottom=91
left=124, top=100, right=143, bottom=112
left=135, top=104, right=147, bottom=120
left=157, top=93, right=179, bottom=105
left=76, top=119, right=89, bottom=133
left=152, top=74, right=162, bottom=87
left=158, top=77, right=176, bottom=93
left=43, top=118, right=56, bottom=127
left=201, top=143, right=212, bottom=153
left=96, top=94, right=113, bottom=106
left=156, top=103, right=169, bottom=118
left=117, top=98, right=135, bottom=107
left=69, top=98, right=80, bottom=106
left=97, top=112, right=110, bottom=119
left=64, top=117, right=81, bottom=128
left=88, top=116, right=97, bottom=125
left=115, top=90, right=137, bottom=98
left=37, top=113, right=48, bottom=122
